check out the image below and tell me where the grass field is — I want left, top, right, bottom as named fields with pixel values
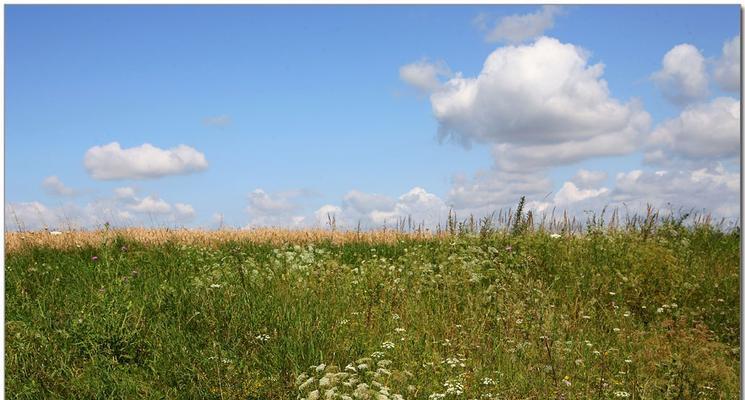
left=4, top=219, right=741, bottom=399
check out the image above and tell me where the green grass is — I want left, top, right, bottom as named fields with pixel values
left=5, top=225, right=740, bottom=399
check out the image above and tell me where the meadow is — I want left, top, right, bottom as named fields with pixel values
left=4, top=211, right=741, bottom=399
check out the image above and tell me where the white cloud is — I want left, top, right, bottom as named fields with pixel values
left=314, top=204, right=344, bottom=227
left=430, top=37, right=650, bottom=169
left=481, top=6, right=563, bottom=44
left=447, top=169, right=553, bottom=217
left=245, top=189, right=309, bottom=228
left=6, top=191, right=198, bottom=230
left=113, top=186, right=137, bottom=201
left=247, top=189, right=299, bottom=216
left=610, top=164, right=739, bottom=218
left=647, top=97, right=740, bottom=161
left=651, top=44, right=708, bottom=106
left=370, top=187, right=449, bottom=226
left=5, top=202, right=59, bottom=231
left=714, top=35, right=740, bottom=92
left=204, top=115, right=232, bottom=127
left=313, top=187, right=449, bottom=229
left=554, top=181, right=609, bottom=206
left=84, top=142, right=208, bottom=180
left=127, top=195, right=172, bottom=214
left=174, top=203, right=196, bottom=221
left=399, top=60, right=450, bottom=94
left=343, top=190, right=396, bottom=214
left=42, top=176, right=75, bottom=196
left=571, top=169, right=608, bottom=190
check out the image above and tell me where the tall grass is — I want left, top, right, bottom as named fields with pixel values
left=4, top=209, right=740, bottom=399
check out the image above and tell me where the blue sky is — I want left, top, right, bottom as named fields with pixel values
left=5, top=5, right=741, bottom=230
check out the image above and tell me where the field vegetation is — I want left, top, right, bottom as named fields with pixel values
left=5, top=207, right=741, bottom=399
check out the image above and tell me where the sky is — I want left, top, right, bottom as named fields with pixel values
left=5, top=5, right=741, bottom=231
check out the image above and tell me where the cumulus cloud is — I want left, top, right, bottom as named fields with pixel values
left=42, top=176, right=75, bottom=196
left=127, top=195, right=172, bottom=214
left=714, top=35, right=741, bottom=92
left=447, top=169, right=553, bottom=217
left=479, top=6, right=563, bottom=44
left=174, top=203, right=197, bottom=222
left=84, top=142, right=208, bottom=180
left=429, top=37, right=650, bottom=169
left=115, top=189, right=198, bottom=223
left=342, top=190, right=396, bottom=215
left=245, top=189, right=309, bottom=228
left=399, top=60, right=451, bottom=94
left=314, top=187, right=449, bottom=229
left=314, top=204, right=344, bottom=227
left=113, top=186, right=137, bottom=202
left=571, top=169, right=608, bottom=190
left=369, top=187, right=449, bottom=226
left=6, top=190, right=198, bottom=230
left=554, top=181, right=609, bottom=206
left=610, top=164, right=739, bottom=218
left=5, top=202, right=59, bottom=231
left=651, top=44, right=709, bottom=106
left=647, top=97, right=740, bottom=162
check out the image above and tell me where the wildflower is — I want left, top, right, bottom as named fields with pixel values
left=623, top=311, right=631, bottom=317
left=609, top=291, right=616, bottom=295
left=656, top=307, right=664, bottom=313
left=210, top=283, right=222, bottom=288
left=614, top=391, right=630, bottom=398
left=377, top=359, right=392, bottom=367
left=550, top=233, right=561, bottom=239
left=298, top=377, right=315, bottom=391
left=91, top=256, right=98, bottom=261
left=394, top=327, right=406, bottom=333
left=613, top=328, right=621, bottom=332
left=482, top=377, right=496, bottom=385
left=50, top=231, right=62, bottom=235
left=371, top=351, right=385, bottom=359
left=562, top=376, right=572, bottom=386
left=255, top=333, right=271, bottom=342
left=382, top=341, right=395, bottom=350
left=624, top=359, right=632, bottom=363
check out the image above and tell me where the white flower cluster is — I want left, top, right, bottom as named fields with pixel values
left=296, top=354, right=407, bottom=400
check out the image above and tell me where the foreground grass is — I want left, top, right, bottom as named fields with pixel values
left=5, top=226, right=740, bottom=399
